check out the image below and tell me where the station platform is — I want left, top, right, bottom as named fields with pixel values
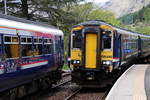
left=106, top=64, right=150, bottom=100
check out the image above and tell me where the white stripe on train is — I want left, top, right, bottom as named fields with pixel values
left=21, top=61, right=48, bottom=70
left=0, top=18, right=63, bottom=36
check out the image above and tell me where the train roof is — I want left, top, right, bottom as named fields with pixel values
left=74, top=20, right=150, bottom=38
left=0, top=13, right=63, bottom=36
left=74, top=20, right=109, bottom=27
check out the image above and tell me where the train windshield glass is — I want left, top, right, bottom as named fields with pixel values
left=102, top=30, right=112, bottom=49
left=72, top=30, right=82, bottom=49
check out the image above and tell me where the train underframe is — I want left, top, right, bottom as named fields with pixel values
left=71, top=68, right=114, bottom=88
left=0, top=69, right=62, bottom=100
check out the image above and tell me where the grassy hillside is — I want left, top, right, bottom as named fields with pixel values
left=119, top=4, right=150, bottom=35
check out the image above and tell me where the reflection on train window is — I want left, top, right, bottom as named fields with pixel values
left=22, top=44, right=32, bottom=57
left=102, top=31, right=112, bottom=49
left=5, top=36, right=11, bottom=42
left=12, top=37, right=18, bottom=42
left=4, top=36, right=19, bottom=58
left=34, top=38, right=38, bottom=42
left=43, top=44, right=51, bottom=54
left=34, top=44, right=43, bottom=56
left=72, top=30, right=82, bottom=49
left=33, top=38, right=43, bottom=56
left=21, top=37, right=33, bottom=57
left=43, top=39, right=52, bottom=54
left=21, top=38, right=26, bottom=42
left=39, top=39, right=43, bottom=43
left=27, top=38, right=32, bottom=43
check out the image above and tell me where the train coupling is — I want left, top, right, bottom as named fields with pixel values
left=86, top=72, right=95, bottom=80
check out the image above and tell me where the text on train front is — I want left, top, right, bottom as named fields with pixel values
left=101, top=29, right=113, bottom=73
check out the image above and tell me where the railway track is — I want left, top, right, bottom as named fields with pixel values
left=63, top=86, right=110, bottom=100
left=19, top=73, right=111, bottom=100
left=19, top=72, right=71, bottom=100
left=100, top=88, right=110, bottom=100
left=64, top=87, right=82, bottom=100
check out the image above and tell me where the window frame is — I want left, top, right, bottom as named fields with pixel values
left=71, top=30, right=82, bottom=50
left=43, top=38, right=53, bottom=55
left=4, top=35, right=19, bottom=59
left=101, top=30, right=113, bottom=51
left=21, top=36, right=33, bottom=58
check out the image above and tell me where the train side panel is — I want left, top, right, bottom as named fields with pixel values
left=0, top=27, right=63, bottom=92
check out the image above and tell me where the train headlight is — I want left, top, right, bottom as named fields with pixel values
left=103, top=61, right=106, bottom=64
left=77, top=60, right=80, bottom=64
left=73, top=60, right=77, bottom=64
left=103, top=61, right=111, bottom=65
left=71, top=60, right=80, bottom=64
left=106, top=61, right=111, bottom=65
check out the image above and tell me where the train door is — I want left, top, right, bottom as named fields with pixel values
left=85, top=33, right=97, bottom=69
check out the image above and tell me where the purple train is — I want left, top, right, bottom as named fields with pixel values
left=0, top=14, right=64, bottom=99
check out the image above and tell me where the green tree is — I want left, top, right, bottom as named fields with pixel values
left=144, top=8, right=150, bottom=23
left=87, top=9, right=121, bottom=26
left=68, top=3, right=121, bottom=26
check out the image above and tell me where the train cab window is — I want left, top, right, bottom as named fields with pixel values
left=21, top=37, right=33, bottom=57
left=4, top=36, right=19, bottom=58
left=102, top=30, right=112, bottom=49
left=72, top=30, right=82, bottom=49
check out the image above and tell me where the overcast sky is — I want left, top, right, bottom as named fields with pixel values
left=86, top=0, right=110, bottom=3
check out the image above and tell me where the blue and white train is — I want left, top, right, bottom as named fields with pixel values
left=69, top=20, right=150, bottom=87
left=0, top=14, right=64, bottom=98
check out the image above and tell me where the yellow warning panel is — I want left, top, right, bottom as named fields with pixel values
left=85, top=33, right=97, bottom=69
left=101, top=51, right=113, bottom=61
left=71, top=49, right=82, bottom=60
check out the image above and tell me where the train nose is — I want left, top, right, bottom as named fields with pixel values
left=86, top=72, right=95, bottom=80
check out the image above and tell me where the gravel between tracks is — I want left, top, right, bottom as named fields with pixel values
left=21, top=73, right=110, bottom=100
left=69, top=87, right=109, bottom=100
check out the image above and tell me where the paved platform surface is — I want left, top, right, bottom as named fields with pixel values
left=106, top=64, right=150, bottom=100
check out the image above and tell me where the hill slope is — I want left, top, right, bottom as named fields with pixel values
left=102, top=0, right=150, bottom=17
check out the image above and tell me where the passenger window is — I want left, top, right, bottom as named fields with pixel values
left=21, top=37, right=33, bottom=57
left=12, top=37, right=18, bottom=42
left=34, top=38, right=43, bottom=56
left=43, top=38, right=52, bottom=54
left=4, top=36, right=19, bottom=58
left=21, top=38, right=26, bottom=42
left=39, top=39, right=42, bottom=43
left=27, top=38, right=32, bottom=43
left=102, top=30, right=112, bottom=49
left=5, top=36, right=11, bottom=42
left=22, top=44, right=32, bottom=57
